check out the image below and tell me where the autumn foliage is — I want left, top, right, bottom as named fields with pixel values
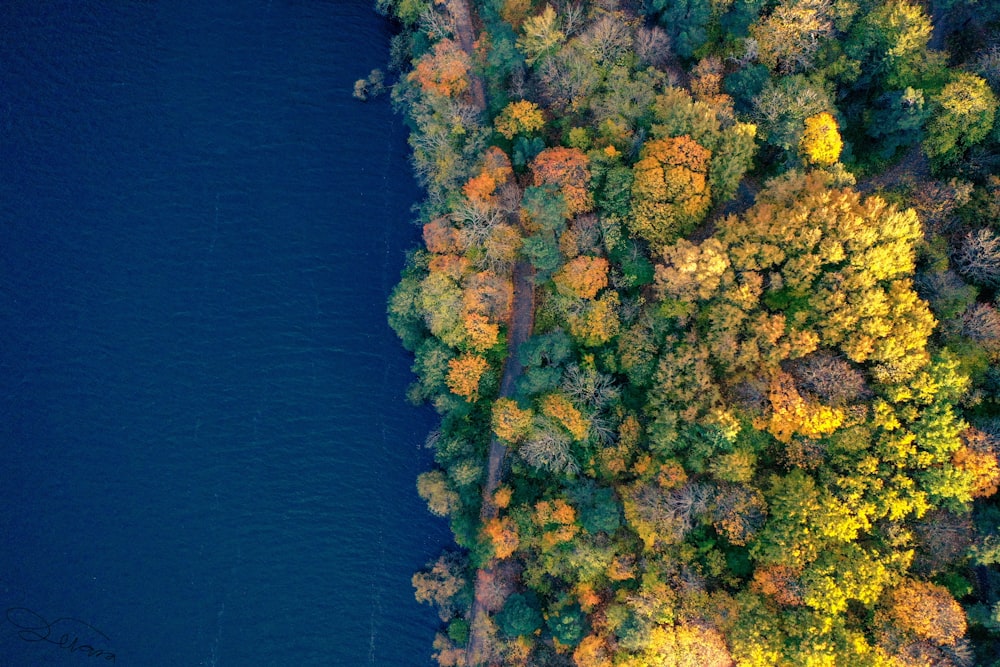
left=539, top=393, right=589, bottom=441
left=886, top=580, right=967, bottom=645
left=389, top=4, right=1000, bottom=664
left=483, top=516, right=520, bottom=559
left=530, top=147, right=593, bottom=216
left=629, top=136, right=712, bottom=245
left=446, top=353, right=489, bottom=401
left=553, top=256, right=609, bottom=299
left=408, top=39, right=471, bottom=98
left=492, top=398, right=534, bottom=442
left=494, top=100, right=545, bottom=139
left=799, top=112, right=843, bottom=166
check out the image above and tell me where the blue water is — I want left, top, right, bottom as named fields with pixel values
left=0, top=2, right=449, bottom=664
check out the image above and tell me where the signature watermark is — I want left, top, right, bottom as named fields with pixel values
left=4, top=607, right=116, bottom=662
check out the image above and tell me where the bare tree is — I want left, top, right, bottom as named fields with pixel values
left=559, top=1, right=586, bottom=37
left=418, top=6, right=455, bottom=41
left=579, top=13, right=633, bottom=66
left=962, top=302, right=1000, bottom=344
left=956, top=228, right=1000, bottom=287
left=452, top=200, right=504, bottom=245
left=635, top=25, right=672, bottom=69
left=975, top=45, right=1000, bottom=94
left=561, top=363, right=619, bottom=408
left=786, top=350, right=870, bottom=406
left=519, top=419, right=579, bottom=475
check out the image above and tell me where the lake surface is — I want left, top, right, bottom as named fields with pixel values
left=0, top=1, right=450, bottom=664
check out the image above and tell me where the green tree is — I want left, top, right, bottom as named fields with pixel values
left=865, top=87, right=931, bottom=159
left=496, top=592, right=543, bottom=637
left=924, top=73, right=998, bottom=171
left=845, top=0, right=941, bottom=90
left=646, top=0, right=712, bottom=59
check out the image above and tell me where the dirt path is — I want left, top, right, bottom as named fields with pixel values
left=445, top=0, right=486, bottom=111
left=465, top=257, right=534, bottom=666
left=435, top=1, right=536, bottom=661
left=481, top=258, right=535, bottom=520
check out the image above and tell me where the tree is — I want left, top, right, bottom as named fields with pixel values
left=462, top=312, right=500, bottom=352
left=628, top=136, right=712, bottom=245
left=517, top=5, right=565, bottom=65
left=953, top=428, right=1000, bottom=498
left=712, top=483, right=767, bottom=544
left=845, top=0, right=937, bottom=90
left=532, top=498, right=580, bottom=549
left=649, top=87, right=757, bottom=203
left=647, top=0, right=712, bottom=59
left=424, top=216, right=463, bottom=254
left=673, top=624, right=735, bottom=667
left=546, top=603, right=587, bottom=648
left=418, top=470, right=461, bottom=517
left=789, top=353, right=867, bottom=408
left=500, top=0, right=532, bottom=30
left=635, top=25, right=672, bottom=69
left=375, top=0, right=430, bottom=26
left=655, top=237, right=731, bottom=302
left=519, top=419, right=579, bottom=474
left=483, top=516, right=520, bottom=559
left=566, top=293, right=621, bottom=347
left=413, top=552, right=468, bottom=621
left=955, top=228, right=1000, bottom=287
left=752, top=564, right=805, bottom=606
left=865, top=87, right=931, bottom=159
left=885, top=580, right=967, bottom=646
left=553, top=255, right=609, bottom=299
left=799, top=112, right=843, bottom=166
left=464, top=270, right=513, bottom=322
left=408, top=39, right=471, bottom=98
left=961, top=303, right=1000, bottom=344
left=495, top=593, right=542, bottom=637
left=924, top=73, right=998, bottom=170
left=492, top=398, right=534, bottom=443
left=446, top=354, right=490, bottom=401
left=750, top=0, right=834, bottom=74
left=540, top=393, right=590, bottom=441
left=530, top=147, right=593, bottom=217
left=752, top=75, right=832, bottom=151
left=573, top=634, right=613, bottom=667
left=702, top=170, right=933, bottom=379
left=494, top=100, right=545, bottom=139
left=760, top=372, right=844, bottom=443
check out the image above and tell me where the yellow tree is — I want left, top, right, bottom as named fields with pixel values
left=483, top=516, right=520, bottom=559
left=492, top=398, right=534, bottom=442
left=494, top=100, right=545, bottom=139
left=799, top=112, right=843, bottom=166
left=517, top=5, right=565, bottom=65
left=750, top=0, right=834, bottom=74
left=540, top=393, right=590, bottom=441
left=446, top=354, right=489, bottom=401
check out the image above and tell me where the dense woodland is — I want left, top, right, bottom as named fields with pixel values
left=377, top=0, right=1000, bottom=664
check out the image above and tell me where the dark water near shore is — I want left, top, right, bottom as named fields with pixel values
left=0, top=2, right=449, bottom=664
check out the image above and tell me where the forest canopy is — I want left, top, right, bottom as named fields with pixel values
left=379, top=0, right=1000, bottom=664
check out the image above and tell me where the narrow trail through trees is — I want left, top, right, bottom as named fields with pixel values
left=445, top=0, right=486, bottom=111
left=466, top=257, right=534, bottom=666
left=441, top=0, right=536, bottom=663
